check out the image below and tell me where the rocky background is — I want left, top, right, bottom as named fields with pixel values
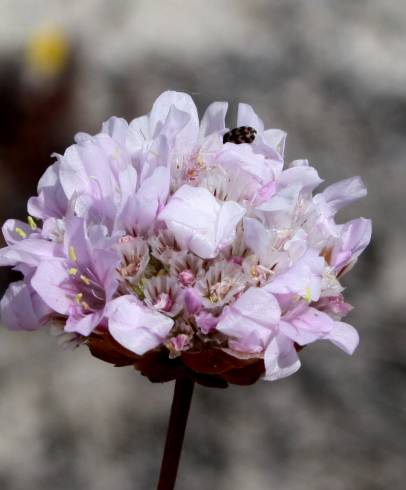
left=0, top=1, right=405, bottom=489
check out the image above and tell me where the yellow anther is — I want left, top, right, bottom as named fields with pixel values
left=209, top=292, right=219, bottom=303
left=196, top=152, right=206, bottom=169
left=75, top=293, right=83, bottom=304
left=68, top=267, right=78, bottom=276
left=81, top=301, right=90, bottom=311
left=15, top=227, right=27, bottom=239
left=80, top=274, right=91, bottom=286
left=27, top=216, right=37, bottom=230
left=304, top=287, right=312, bottom=303
left=68, top=246, right=77, bottom=262
left=251, top=266, right=259, bottom=278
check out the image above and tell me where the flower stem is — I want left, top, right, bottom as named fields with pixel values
left=157, top=377, right=195, bottom=490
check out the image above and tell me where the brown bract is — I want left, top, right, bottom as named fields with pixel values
left=86, top=333, right=265, bottom=388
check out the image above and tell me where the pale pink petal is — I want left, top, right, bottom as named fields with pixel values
left=2, top=219, right=35, bottom=245
left=157, top=105, right=190, bottom=144
left=218, top=144, right=275, bottom=184
left=65, top=310, right=104, bottom=336
left=331, top=218, right=372, bottom=272
left=195, top=310, right=218, bottom=334
left=278, top=166, right=323, bottom=193
left=149, top=91, right=199, bottom=150
left=28, top=162, right=68, bottom=219
left=215, top=200, right=246, bottom=250
left=199, top=101, right=228, bottom=138
left=237, top=103, right=265, bottom=132
left=159, top=185, right=244, bottom=259
left=101, top=116, right=129, bottom=146
left=183, top=288, right=202, bottom=314
left=0, top=238, right=62, bottom=267
left=263, top=333, right=301, bottom=381
left=119, top=165, right=170, bottom=232
left=264, top=249, right=324, bottom=301
left=106, top=295, right=174, bottom=355
left=255, top=184, right=301, bottom=229
left=31, top=260, right=71, bottom=315
left=316, top=295, right=353, bottom=319
left=280, top=307, right=334, bottom=345
left=254, top=180, right=277, bottom=205
left=262, top=129, right=287, bottom=158
left=243, top=217, right=274, bottom=264
left=0, top=281, right=51, bottom=331
left=216, top=288, right=280, bottom=352
left=233, top=287, right=281, bottom=323
left=324, top=321, right=359, bottom=354
left=321, top=176, right=367, bottom=213
left=135, top=166, right=170, bottom=229
left=127, top=115, right=150, bottom=154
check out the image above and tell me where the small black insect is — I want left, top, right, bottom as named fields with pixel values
left=223, top=126, right=257, bottom=144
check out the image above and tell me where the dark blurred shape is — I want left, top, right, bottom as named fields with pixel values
left=87, top=332, right=265, bottom=388
left=0, top=27, right=76, bottom=294
left=0, top=26, right=75, bottom=219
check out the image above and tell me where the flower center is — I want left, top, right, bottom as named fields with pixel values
left=67, top=266, right=105, bottom=314
left=208, top=280, right=233, bottom=303
left=153, top=292, right=174, bottom=312
left=178, top=269, right=195, bottom=286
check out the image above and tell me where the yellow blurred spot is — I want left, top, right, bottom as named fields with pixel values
left=80, top=275, right=91, bottom=286
left=304, top=287, right=312, bottom=303
left=132, top=282, right=145, bottom=300
left=27, top=216, right=37, bottom=230
left=68, top=267, right=78, bottom=276
left=68, top=246, right=77, bottom=262
left=26, top=26, right=69, bottom=77
left=75, top=293, right=83, bottom=304
left=15, top=227, right=27, bottom=239
left=250, top=266, right=259, bottom=278
left=197, top=153, right=206, bottom=169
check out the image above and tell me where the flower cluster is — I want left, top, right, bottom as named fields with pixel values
left=0, top=91, right=371, bottom=384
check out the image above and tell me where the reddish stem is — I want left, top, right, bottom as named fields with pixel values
left=157, top=377, right=195, bottom=490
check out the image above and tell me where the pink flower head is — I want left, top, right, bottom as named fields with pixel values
left=0, top=91, right=371, bottom=384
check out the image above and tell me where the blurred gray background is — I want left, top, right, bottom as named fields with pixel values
left=0, top=1, right=405, bottom=489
